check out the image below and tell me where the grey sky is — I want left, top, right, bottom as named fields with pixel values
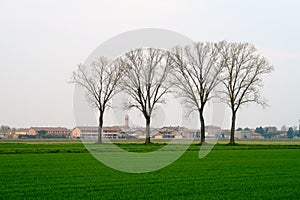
left=0, top=0, right=299, bottom=129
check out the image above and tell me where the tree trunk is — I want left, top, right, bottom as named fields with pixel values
left=98, top=114, right=103, bottom=144
left=199, top=110, right=206, bottom=145
left=145, top=116, right=151, bottom=144
left=230, top=111, right=236, bottom=145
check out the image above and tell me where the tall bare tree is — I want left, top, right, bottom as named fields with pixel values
left=170, top=42, right=224, bottom=144
left=120, top=48, right=173, bottom=144
left=219, top=42, right=273, bottom=145
left=72, top=57, right=124, bottom=143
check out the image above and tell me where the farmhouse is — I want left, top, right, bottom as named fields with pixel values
left=251, top=131, right=264, bottom=139
left=235, top=130, right=252, bottom=139
left=72, top=126, right=123, bottom=139
left=157, top=126, right=201, bottom=139
left=28, top=127, right=69, bottom=136
left=15, top=128, right=29, bottom=135
left=183, top=129, right=200, bottom=139
left=206, top=125, right=222, bottom=134
left=159, top=126, right=178, bottom=138
left=72, top=115, right=133, bottom=139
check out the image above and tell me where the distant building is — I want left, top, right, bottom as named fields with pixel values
left=183, top=129, right=200, bottom=139
left=72, top=126, right=122, bottom=139
left=130, top=128, right=145, bottom=138
left=158, top=126, right=200, bottom=139
left=15, top=128, right=29, bottom=135
left=220, top=129, right=231, bottom=139
left=103, top=126, right=122, bottom=139
left=277, top=131, right=287, bottom=138
left=159, top=126, right=178, bottom=138
left=264, top=126, right=278, bottom=133
left=235, top=130, right=252, bottom=139
left=72, top=115, right=132, bottom=139
left=125, top=115, right=129, bottom=127
left=206, top=125, right=221, bottom=134
left=251, top=131, right=264, bottom=139
left=0, top=127, right=11, bottom=139
left=28, top=127, right=69, bottom=136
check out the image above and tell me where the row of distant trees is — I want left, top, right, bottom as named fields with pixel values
left=255, top=126, right=300, bottom=138
left=72, top=41, right=273, bottom=145
left=0, top=125, right=13, bottom=131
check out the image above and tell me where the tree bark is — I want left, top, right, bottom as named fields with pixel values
left=145, top=116, right=151, bottom=144
left=98, top=114, right=103, bottom=144
left=230, top=111, right=236, bottom=145
left=199, top=109, right=206, bottom=144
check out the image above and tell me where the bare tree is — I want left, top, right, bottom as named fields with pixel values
left=71, top=57, right=124, bottom=143
left=120, top=48, right=173, bottom=144
left=219, top=42, right=273, bottom=145
left=170, top=42, right=224, bottom=144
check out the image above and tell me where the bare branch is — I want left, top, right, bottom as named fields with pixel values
left=119, top=48, right=173, bottom=144
left=169, top=42, right=224, bottom=144
left=71, top=56, right=125, bottom=143
left=219, top=41, right=274, bottom=144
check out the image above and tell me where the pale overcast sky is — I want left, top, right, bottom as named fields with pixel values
left=0, top=0, right=299, bottom=129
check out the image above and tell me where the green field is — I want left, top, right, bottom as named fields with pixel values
left=1, top=140, right=300, bottom=199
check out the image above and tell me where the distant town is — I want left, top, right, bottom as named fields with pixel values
left=1, top=115, right=300, bottom=140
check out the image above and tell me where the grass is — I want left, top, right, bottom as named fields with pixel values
left=0, top=141, right=87, bottom=154
left=1, top=140, right=300, bottom=199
